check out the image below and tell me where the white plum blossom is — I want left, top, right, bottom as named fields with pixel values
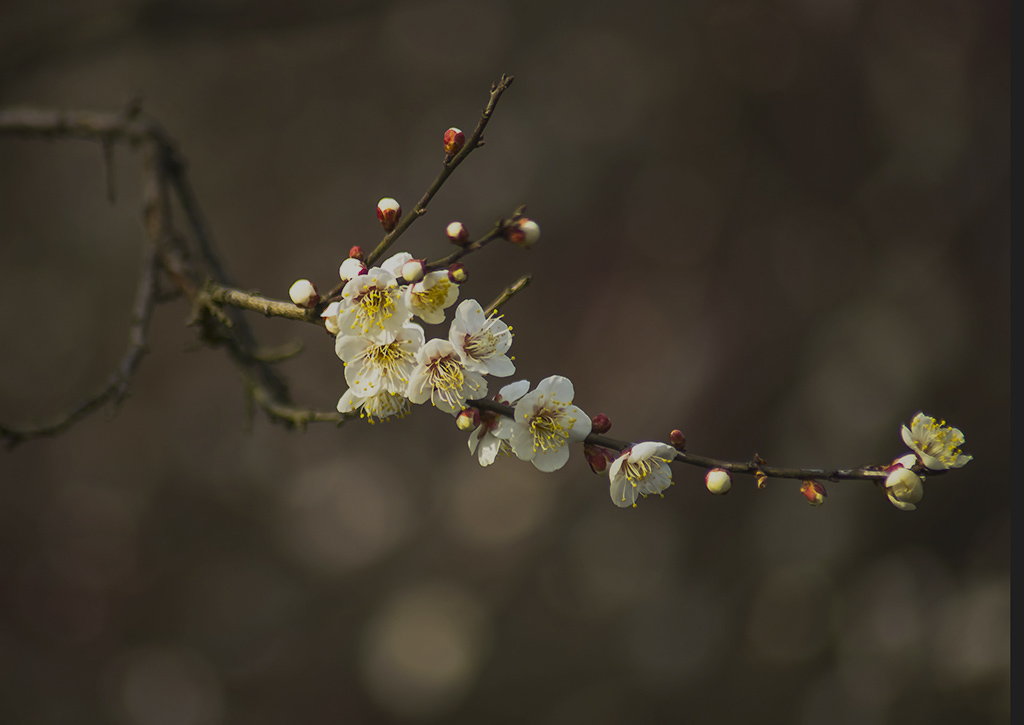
left=609, top=442, right=677, bottom=508
left=337, top=268, right=410, bottom=337
left=336, top=323, right=424, bottom=397
left=467, top=380, right=530, bottom=467
left=407, top=339, right=487, bottom=415
left=509, top=375, right=590, bottom=472
left=337, top=388, right=411, bottom=424
left=449, top=299, right=514, bottom=377
left=407, top=271, right=459, bottom=324
left=901, top=412, right=972, bottom=470
left=885, top=457, right=924, bottom=511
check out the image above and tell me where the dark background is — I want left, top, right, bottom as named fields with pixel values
left=0, top=1, right=1010, bottom=723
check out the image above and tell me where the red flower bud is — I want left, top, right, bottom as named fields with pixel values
left=669, top=429, right=686, bottom=450
left=349, top=245, right=365, bottom=261
left=584, top=443, right=617, bottom=474
left=800, top=480, right=827, bottom=506
left=443, top=127, right=465, bottom=156
left=448, top=263, right=468, bottom=284
left=591, top=413, right=611, bottom=434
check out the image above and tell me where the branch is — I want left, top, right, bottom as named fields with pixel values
left=364, top=74, right=515, bottom=267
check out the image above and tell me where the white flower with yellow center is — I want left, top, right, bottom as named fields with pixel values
left=407, top=270, right=459, bottom=324
left=336, top=323, right=424, bottom=397
left=449, top=299, right=514, bottom=377
left=468, top=380, right=530, bottom=466
left=407, top=339, right=487, bottom=415
left=509, top=375, right=590, bottom=472
left=885, top=455, right=924, bottom=511
left=337, top=388, right=411, bottom=424
left=901, top=412, right=972, bottom=470
left=337, top=268, right=410, bottom=337
left=609, top=442, right=677, bottom=508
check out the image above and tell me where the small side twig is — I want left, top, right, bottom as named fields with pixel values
left=485, top=275, right=532, bottom=316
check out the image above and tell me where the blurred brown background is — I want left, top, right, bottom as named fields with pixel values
left=0, top=1, right=1010, bottom=723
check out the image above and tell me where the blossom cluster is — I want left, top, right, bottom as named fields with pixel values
left=881, top=412, right=972, bottom=511
left=291, top=207, right=971, bottom=512
left=315, top=250, right=512, bottom=424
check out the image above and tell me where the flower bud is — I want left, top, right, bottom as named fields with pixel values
left=288, top=279, right=319, bottom=308
left=456, top=408, right=480, bottom=431
left=349, top=245, right=365, bottom=261
left=885, top=466, right=923, bottom=511
left=505, top=218, right=540, bottom=248
left=584, top=443, right=616, bottom=474
left=339, top=257, right=367, bottom=282
left=448, top=263, right=468, bottom=284
left=321, top=301, right=341, bottom=335
left=443, top=127, right=465, bottom=157
left=800, top=480, right=827, bottom=506
left=377, top=198, right=401, bottom=232
left=705, top=468, right=731, bottom=495
left=669, top=429, right=686, bottom=450
left=400, top=259, right=426, bottom=284
left=446, top=221, right=469, bottom=246
left=591, top=413, right=611, bottom=434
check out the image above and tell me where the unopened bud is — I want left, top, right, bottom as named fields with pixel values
left=800, top=480, right=827, bottom=506
left=448, top=263, right=468, bottom=284
left=456, top=408, right=480, bottom=431
left=339, top=257, right=367, bottom=282
left=505, top=218, right=540, bottom=248
left=755, top=470, right=768, bottom=489
left=288, top=279, right=320, bottom=308
left=349, top=245, right=365, bottom=261
left=669, top=429, right=686, bottom=450
left=446, top=221, right=469, bottom=246
left=401, top=259, right=425, bottom=284
left=706, top=468, right=731, bottom=495
left=584, top=443, right=616, bottom=474
left=443, top=127, right=465, bottom=156
left=377, top=198, right=401, bottom=232
left=591, top=413, right=611, bottom=434
left=321, top=301, right=341, bottom=335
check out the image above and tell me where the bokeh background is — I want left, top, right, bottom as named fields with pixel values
left=0, top=1, right=1010, bottom=723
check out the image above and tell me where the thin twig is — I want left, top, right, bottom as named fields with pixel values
left=485, top=275, right=532, bottom=316
left=365, top=74, right=515, bottom=267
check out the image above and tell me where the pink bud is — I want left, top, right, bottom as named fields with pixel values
left=376, top=198, right=401, bottom=232
left=448, top=263, right=468, bottom=284
left=669, top=430, right=686, bottom=450
left=443, top=127, right=465, bottom=156
left=288, top=279, right=320, bottom=308
left=349, top=245, right=365, bottom=261
left=446, top=221, right=469, bottom=246
left=591, top=414, right=611, bottom=434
